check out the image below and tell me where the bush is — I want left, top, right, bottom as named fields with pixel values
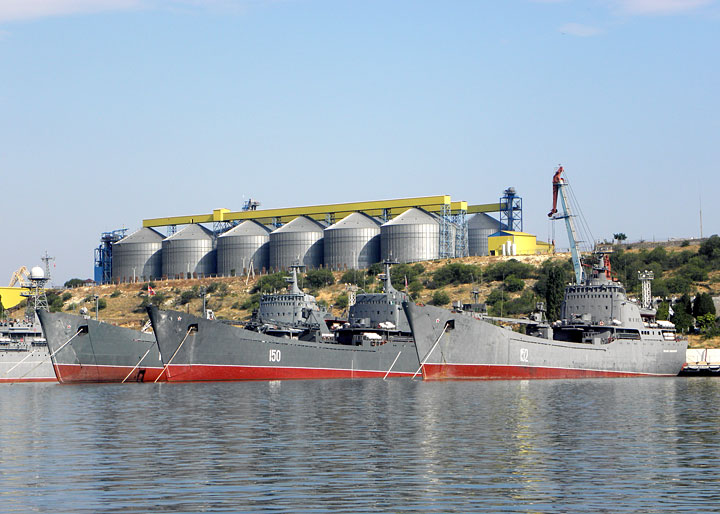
left=206, top=282, right=229, bottom=297
left=433, top=263, right=482, bottom=288
left=340, top=269, right=367, bottom=286
left=367, top=263, right=384, bottom=276
left=335, top=293, right=349, bottom=310
left=666, top=276, right=692, bottom=294
left=304, top=269, right=335, bottom=288
left=61, top=292, right=72, bottom=302
left=252, top=272, right=289, bottom=293
left=64, top=278, right=85, bottom=288
left=110, top=290, right=121, bottom=298
left=484, top=260, right=535, bottom=281
left=178, top=290, right=197, bottom=305
left=390, top=263, right=423, bottom=290
left=494, top=290, right=536, bottom=317
left=485, top=289, right=505, bottom=306
left=503, top=275, right=525, bottom=292
left=133, top=293, right=167, bottom=313
left=241, top=293, right=260, bottom=311
left=409, top=281, right=424, bottom=296
left=432, top=290, right=450, bottom=306
left=645, top=246, right=669, bottom=269
left=97, top=298, right=107, bottom=310
left=699, top=235, right=720, bottom=260
left=678, top=263, right=708, bottom=282
left=66, top=302, right=77, bottom=312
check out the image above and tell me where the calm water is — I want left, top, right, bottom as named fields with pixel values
left=2, top=378, right=720, bottom=513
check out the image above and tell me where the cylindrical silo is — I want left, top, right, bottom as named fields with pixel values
left=217, top=220, right=271, bottom=276
left=269, top=216, right=325, bottom=270
left=162, top=224, right=216, bottom=279
left=111, top=227, right=164, bottom=283
left=468, top=213, right=505, bottom=256
left=324, top=212, right=381, bottom=270
left=381, top=208, right=439, bottom=263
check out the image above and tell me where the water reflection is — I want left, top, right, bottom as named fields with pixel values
left=1, top=379, right=720, bottom=512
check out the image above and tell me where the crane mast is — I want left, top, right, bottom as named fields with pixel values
left=549, top=166, right=583, bottom=284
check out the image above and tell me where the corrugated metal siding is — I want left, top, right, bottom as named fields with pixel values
left=381, top=208, right=439, bottom=263
left=324, top=213, right=381, bottom=270
left=112, top=227, right=164, bottom=282
left=217, top=221, right=270, bottom=275
left=162, top=225, right=216, bottom=278
left=269, top=216, right=325, bottom=270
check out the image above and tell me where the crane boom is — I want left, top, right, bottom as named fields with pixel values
left=549, top=167, right=583, bottom=284
left=9, top=266, right=29, bottom=287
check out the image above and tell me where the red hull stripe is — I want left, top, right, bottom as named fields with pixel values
left=54, top=363, right=166, bottom=383
left=164, top=364, right=415, bottom=382
left=0, top=377, right=56, bottom=383
left=422, top=363, right=676, bottom=380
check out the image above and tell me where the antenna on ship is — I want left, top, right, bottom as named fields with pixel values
left=379, top=259, right=398, bottom=293
left=23, top=265, right=50, bottom=322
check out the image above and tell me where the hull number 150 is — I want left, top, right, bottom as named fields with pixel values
left=269, top=349, right=282, bottom=362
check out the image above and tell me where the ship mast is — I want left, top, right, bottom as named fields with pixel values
left=549, top=166, right=583, bottom=284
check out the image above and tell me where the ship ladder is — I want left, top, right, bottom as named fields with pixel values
left=154, top=327, right=193, bottom=383
left=13, top=328, right=83, bottom=380
left=412, top=322, right=450, bottom=379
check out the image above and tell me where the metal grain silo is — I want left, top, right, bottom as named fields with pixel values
left=269, top=216, right=325, bottom=270
left=162, top=224, right=216, bottom=279
left=111, top=227, right=164, bottom=283
left=324, top=212, right=381, bottom=270
left=468, top=213, right=505, bottom=256
left=381, top=208, right=439, bottom=263
left=217, top=220, right=271, bottom=276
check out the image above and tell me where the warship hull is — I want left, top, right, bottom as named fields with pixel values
left=148, top=307, right=419, bottom=382
left=37, top=311, right=164, bottom=383
left=0, top=347, right=55, bottom=382
left=404, top=303, right=687, bottom=380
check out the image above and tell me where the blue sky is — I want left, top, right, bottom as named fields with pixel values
left=1, top=0, right=718, bottom=284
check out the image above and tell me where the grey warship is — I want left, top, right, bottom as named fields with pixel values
left=37, top=310, right=164, bottom=383
left=403, top=167, right=687, bottom=380
left=148, top=264, right=419, bottom=381
left=0, top=317, right=54, bottom=382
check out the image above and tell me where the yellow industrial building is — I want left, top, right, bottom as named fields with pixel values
left=488, top=230, right=554, bottom=256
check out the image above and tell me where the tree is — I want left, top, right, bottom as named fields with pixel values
left=304, top=269, right=335, bottom=289
left=699, top=234, right=720, bottom=260
left=671, top=295, right=694, bottom=333
left=64, top=278, right=85, bottom=288
left=656, top=301, right=670, bottom=321
left=334, top=293, right=349, bottom=310
left=697, top=312, right=718, bottom=337
left=613, top=233, right=627, bottom=244
left=503, top=275, right=524, bottom=292
left=693, top=292, right=716, bottom=318
left=432, top=290, right=450, bottom=306
left=252, top=272, right=289, bottom=293
left=433, top=263, right=482, bottom=287
left=545, top=264, right=566, bottom=322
